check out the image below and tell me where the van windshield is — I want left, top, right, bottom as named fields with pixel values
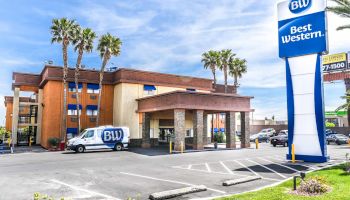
left=78, top=130, right=88, bottom=137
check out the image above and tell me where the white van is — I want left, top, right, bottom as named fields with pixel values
left=67, top=126, right=130, bottom=153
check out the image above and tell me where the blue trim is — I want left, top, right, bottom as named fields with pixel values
left=87, top=83, right=100, bottom=90
left=314, top=54, right=328, bottom=158
left=68, top=104, right=82, bottom=110
left=214, top=128, right=219, bottom=133
left=285, top=58, right=295, bottom=157
left=68, top=82, right=83, bottom=89
left=86, top=105, right=98, bottom=110
left=67, top=128, right=78, bottom=134
left=220, top=128, right=225, bottom=132
left=144, top=85, right=156, bottom=91
left=286, top=154, right=329, bottom=163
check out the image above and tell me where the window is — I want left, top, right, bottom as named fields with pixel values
left=70, top=117, right=78, bottom=122
left=89, top=118, right=96, bottom=122
left=71, top=94, right=77, bottom=98
left=87, top=83, right=100, bottom=94
left=87, top=110, right=98, bottom=116
left=83, top=130, right=95, bottom=138
left=90, top=95, right=97, bottom=100
left=68, top=82, right=82, bottom=93
left=143, top=85, right=156, bottom=96
left=87, top=88, right=100, bottom=94
left=68, top=110, right=78, bottom=116
left=186, top=129, right=193, bottom=137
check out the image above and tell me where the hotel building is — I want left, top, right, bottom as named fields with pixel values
left=4, top=65, right=253, bottom=151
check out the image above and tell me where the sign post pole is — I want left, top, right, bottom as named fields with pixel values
left=277, top=0, right=329, bottom=163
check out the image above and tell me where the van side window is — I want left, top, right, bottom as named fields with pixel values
left=83, top=130, right=95, bottom=138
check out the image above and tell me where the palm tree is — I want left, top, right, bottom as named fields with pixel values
left=328, top=0, right=350, bottom=30
left=72, top=27, right=97, bottom=133
left=201, top=50, right=220, bottom=88
left=335, top=90, right=350, bottom=126
left=229, top=57, right=247, bottom=90
left=218, top=49, right=236, bottom=93
left=96, top=33, right=122, bottom=126
left=51, top=18, right=78, bottom=141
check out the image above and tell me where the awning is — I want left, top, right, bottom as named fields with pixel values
left=67, top=128, right=78, bottom=134
left=220, top=128, right=225, bottom=132
left=214, top=128, right=219, bottom=133
left=86, top=105, right=98, bottom=110
left=68, top=82, right=83, bottom=89
left=144, top=85, right=156, bottom=91
left=68, top=104, right=82, bottom=110
left=87, top=83, right=100, bottom=90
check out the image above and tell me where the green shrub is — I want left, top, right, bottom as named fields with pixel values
left=48, top=137, right=60, bottom=148
left=345, top=153, right=350, bottom=173
left=214, top=132, right=226, bottom=143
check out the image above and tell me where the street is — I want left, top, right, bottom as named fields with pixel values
left=0, top=143, right=348, bottom=200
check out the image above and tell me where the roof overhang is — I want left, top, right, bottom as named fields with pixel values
left=136, top=91, right=254, bottom=113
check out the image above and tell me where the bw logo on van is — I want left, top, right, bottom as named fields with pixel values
left=277, top=0, right=328, bottom=58
left=289, top=0, right=312, bottom=14
left=102, top=129, right=124, bottom=143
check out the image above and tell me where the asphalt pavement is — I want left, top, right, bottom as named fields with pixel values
left=0, top=143, right=348, bottom=200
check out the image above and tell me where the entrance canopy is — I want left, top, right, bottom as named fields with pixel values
left=136, top=90, right=253, bottom=113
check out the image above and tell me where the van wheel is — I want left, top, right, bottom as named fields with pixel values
left=76, top=145, right=85, bottom=153
left=273, top=143, right=277, bottom=147
left=114, top=143, right=123, bottom=151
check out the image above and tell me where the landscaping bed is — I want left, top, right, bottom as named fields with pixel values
left=218, top=164, right=350, bottom=200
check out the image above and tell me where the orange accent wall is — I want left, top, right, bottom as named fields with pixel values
left=41, top=81, right=63, bottom=148
left=5, top=102, right=13, bottom=132
left=40, top=81, right=114, bottom=148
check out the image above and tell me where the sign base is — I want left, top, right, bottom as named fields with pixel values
left=286, top=154, right=329, bottom=163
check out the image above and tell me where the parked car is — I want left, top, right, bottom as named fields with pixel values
left=67, top=126, right=130, bottom=153
left=250, top=133, right=269, bottom=143
left=273, top=130, right=288, bottom=137
left=260, top=128, right=276, bottom=137
left=0, top=139, right=2, bottom=144
left=326, top=134, right=349, bottom=145
left=270, top=132, right=288, bottom=147
left=325, top=129, right=337, bottom=136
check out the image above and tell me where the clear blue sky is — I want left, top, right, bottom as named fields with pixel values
left=0, top=0, right=349, bottom=125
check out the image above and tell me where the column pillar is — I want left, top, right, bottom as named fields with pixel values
left=241, top=111, right=250, bottom=148
left=141, top=112, right=151, bottom=148
left=174, top=109, right=185, bottom=151
left=36, top=89, right=43, bottom=144
left=11, top=87, right=20, bottom=145
left=225, top=112, right=236, bottom=148
left=193, top=110, right=204, bottom=150
left=203, top=113, right=208, bottom=145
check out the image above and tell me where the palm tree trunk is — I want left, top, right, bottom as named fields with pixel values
left=75, top=48, right=83, bottom=134
left=211, top=65, right=216, bottom=88
left=224, top=65, right=228, bottom=93
left=96, top=53, right=109, bottom=126
left=61, top=39, right=69, bottom=142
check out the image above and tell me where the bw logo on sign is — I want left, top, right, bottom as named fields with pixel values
left=289, top=0, right=312, bottom=14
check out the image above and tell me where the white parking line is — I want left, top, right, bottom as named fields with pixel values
left=219, top=161, right=234, bottom=174
left=188, top=165, right=192, bottom=169
left=233, top=160, right=260, bottom=177
left=120, top=172, right=226, bottom=194
left=246, top=159, right=287, bottom=178
left=172, top=165, right=249, bottom=177
left=205, top=163, right=211, bottom=172
left=258, top=158, right=300, bottom=173
left=51, top=179, right=121, bottom=200
left=269, top=156, right=318, bottom=170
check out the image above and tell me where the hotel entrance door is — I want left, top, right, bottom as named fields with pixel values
left=159, top=128, right=174, bottom=143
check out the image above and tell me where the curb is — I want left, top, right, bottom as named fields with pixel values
left=149, top=185, right=207, bottom=200
left=222, top=176, right=261, bottom=186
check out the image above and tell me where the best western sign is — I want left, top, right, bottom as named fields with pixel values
left=322, top=53, right=349, bottom=73
left=277, top=0, right=329, bottom=163
left=278, top=0, right=328, bottom=58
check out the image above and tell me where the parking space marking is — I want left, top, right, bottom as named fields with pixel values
left=51, top=179, right=121, bottom=200
left=188, top=165, right=192, bottom=170
left=246, top=159, right=287, bottom=178
left=258, top=158, right=300, bottom=173
left=269, top=156, right=318, bottom=170
left=172, top=165, right=250, bottom=177
left=120, top=172, right=226, bottom=194
left=219, top=161, right=234, bottom=175
left=205, top=163, right=211, bottom=172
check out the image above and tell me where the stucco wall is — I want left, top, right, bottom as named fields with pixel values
left=113, top=83, right=205, bottom=139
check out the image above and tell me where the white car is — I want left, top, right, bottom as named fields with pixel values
left=260, top=128, right=276, bottom=137
left=67, top=126, right=130, bottom=153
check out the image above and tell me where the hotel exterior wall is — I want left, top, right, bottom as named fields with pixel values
left=113, top=83, right=208, bottom=139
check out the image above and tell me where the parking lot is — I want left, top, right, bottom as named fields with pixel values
left=0, top=143, right=348, bottom=200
